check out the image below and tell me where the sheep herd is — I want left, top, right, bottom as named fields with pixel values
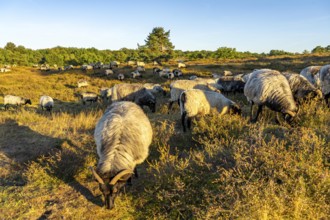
left=2, top=63, right=330, bottom=209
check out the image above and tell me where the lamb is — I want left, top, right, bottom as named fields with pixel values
left=168, top=79, right=222, bottom=111
left=180, top=89, right=241, bottom=132
left=118, top=73, right=125, bottom=81
left=77, top=80, right=88, bottom=88
left=143, top=83, right=166, bottom=96
left=111, top=83, right=156, bottom=112
left=319, top=64, right=330, bottom=106
left=4, top=95, right=32, bottom=110
left=39, top=95, right=54, bottom=112
left=244, top=69, right=298, bottom=123
left=80, top=92, right=99, bottom=105
left=91, top=101, right=152, bottom=209
left=300, top=66, right=322, bottom=88
left=282, top=72, right=322, bottom=103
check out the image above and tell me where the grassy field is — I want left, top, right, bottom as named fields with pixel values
left=0, top=55, right=329, bottom=219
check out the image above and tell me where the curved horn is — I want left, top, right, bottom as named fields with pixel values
left=316, top=89, right=323, bottom=98
left=285, top=110, right=296, bottom=117
left=109, top=169, right=133, bottom=186
left=89, top=166, right=104, bottom=184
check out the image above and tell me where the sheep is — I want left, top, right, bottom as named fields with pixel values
left=0, top=68, right=11, bottom=73
left=90, top=101, right=152, bottom=209
left=136, top=61, right=145, bottom=67
left=217, top=75, right=245, bottom=94
left=81, top=65, right=93, bottom=70
left=244, top=69, right=298, bottom=124
left=4, top=95, right=32, bottom=110
left=189, top=75, right=198, bottom=80
left=143, top=83, right=166, bottom=96
left=80, top=92, right=99, bottom=105
left=39, top=95, right=54, bottom=112
left=77, top=80, right=88, bottom=88
left=136, top=66, right=145, bottom=72
left=159, top=68, right=171, bottom=78
left=282, top=72, right=322, bottom=103
left=102, top=64, right=110, bottom=69
left=64, top=65, right=74, bottom=70
left=110, top=61, right=120, bottom=68
left=223, top=70, right=233, bottom=76
left=105, top=69, right=114, bottom=76
left=100, top=87, right=112, bottom=101
left=118, top=73, right=125, bottom=81
left=153, top=67, right=161, bottom=75
left=168, top=79, right=222, bottom=111
left=178, top=62, right=186, bottom=68
left=300, top=66, right=322, bottom=88
left=167, top=72, right=175, bottom=79
left=319, top=64, right=330, bottom=106
left=131, top=70, right=142, bottom=79
left=111, top=83, right=156, bottom=112
left=180, top=89, right=241, bottom=132
left=172, top=69, right=183, bottom=77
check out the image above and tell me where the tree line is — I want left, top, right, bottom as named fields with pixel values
left=1, top=27, right=329, bottom=66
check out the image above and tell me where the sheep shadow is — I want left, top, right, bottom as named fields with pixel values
left=0, top=119, right=102, bottom=207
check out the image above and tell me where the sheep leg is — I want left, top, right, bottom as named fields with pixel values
left=181, top=111, right=187, bottom=132
left=251, top=105, right=263, bottom=123
left=249, top=101, right=254, bottom=121
left=325, top=94, right=330, bottom=107
left=187, top=117, right=192, bottom=130
left=168, top=101, right=174, bottom=113
left=134, top=167, right=138, bottom=178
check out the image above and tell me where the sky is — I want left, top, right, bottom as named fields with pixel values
left=0, top=0, right=329, bottom=53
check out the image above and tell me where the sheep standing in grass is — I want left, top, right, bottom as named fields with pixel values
left=4, top=95, right=32, bottom=110
left=111, top=83, right=156, bottom=112
left=173, top=69, right=183, bottom=77
left=131, top=70, right=142, bottom=79
left=300, top=66, right=322, bottom=88
left=39, top=95, right=54, bottom=112
left=180, top=89, right=241, bottom=132
left=282, top=72, right=322, bottom=103
left=91, top=101, right=152, bottom=209
left=168, top=79, right=222, bottom=111
left=319, top=64, right=330, bottom=106
left=143, top=83, right=166, bottom=96
left=100, top=87, right=112, bottom=102
left=118, top=73, right=125, bottom=81
left=77, top=80, right=88, bottom=88
left=105, top=69, right=114, bottom=76
left=244, top=69, right=298, bottom=123
left=80, top=92, right=98, bottom=105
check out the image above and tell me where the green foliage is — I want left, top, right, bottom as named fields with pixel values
left=312, top=45, right=330, bottom=53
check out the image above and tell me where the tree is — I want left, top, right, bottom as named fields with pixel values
left=139, top=27, right=175, bottom=62
left=4, top=42, right=16, bottom=51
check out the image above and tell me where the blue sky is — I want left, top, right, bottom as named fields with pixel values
left=0, top=0, right=329, bottom=53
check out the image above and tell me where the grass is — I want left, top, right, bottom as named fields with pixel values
left=0, top=55, right=329, bottom=219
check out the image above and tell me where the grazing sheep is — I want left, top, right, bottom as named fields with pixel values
left=102, top=64, right=110, bottom=69
left=282, top=72, right=322, bottom=103
left=0, top=68, right=11, bottom=73
left=167, top=72, right=175, bottom=79
left=90, top=101, right=152, bottom=209
left=153, top=67, right=161, bottom=75
left=77, top=80, right=88, bottom=88
left=4, top=95, right=32, bottom=110
left=136, top=61, right=145, bottom=67
left=80, top=92, right=99, bottom=105
left=100, top=87, right=112, bottom=101
left=217, top=75, right=245, bottom=94
left=178, top=62, right=186, bottom=68
left=111, top=83, right=156, bottom=112
left=173, top=69, right=183, bottom=77
left=118, top=73, right=125, bottom=81
left=81, top=65, right=93, bottom=70
left=110, top=61, right=120, bottom=68
left=168, top=79, right=222, bottom=111
left=136, top=66, right=145, bottom=72
left=189, top=75, right=198, bottom=80
left=180, top=89, right=241, bottom=132
left=64, top=65, right=74, bottom=70
left=223, top=70, right=233, bottom=76
left=300, top=66, right=322, bottom=88
left=131, top=70, right=142, bottom=79
left=39, top=95, right=54, bottom=112
left=143, top=83, right=166, bottom=96
left=244, top=69, right=298, bottom=123
left=319, top=64, right=330, bottom=106
left=105, top=69, right=114, bottom=76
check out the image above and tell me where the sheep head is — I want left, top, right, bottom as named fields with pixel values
left=90, top=167, right=133, bottom=209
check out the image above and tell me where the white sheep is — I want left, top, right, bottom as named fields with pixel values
left=143, top=83, right=166, bottom=96
left=39, top=95, right=54, bottom=112
left=180, top=89, right=241, bottom=131
left=173, top=69, right=183, bottom=77
left=64, top=65, right=74, bottom=70
left=178, top=62, right=186, bottom=68
left=167, top=72, right=175, bottom=79
left=118, top=73, right=125, bottom=81
left=4, top=95, right=32, bottom=110
left=131, top=70, right=142, bottom=79
left=111, top=83, right=156, bottom=112
left=80, top=92, right=98, bottom=105
left=153, top=67, right=161, bottom=75
left=110, top=61, right=120, bottom=68
left=105, top=69, right=114, bottom=76
left=81, top=65, right=93, bottom=70
left=244, top=69, right=298, bottom=123
left=77, top=80, right=88, bottom=88
left=136, top=66, right=145, bottom=72
left=168, top=79, right=222, bottom=111
left=189, top=75, right=198, bottom=80
left=319, top=64, right=330, bottom=106
left=0, top=68, right=11, bottom=73
left=300, top=66, right=322, bottom=88
left=282, top=72, right=322, bottom=103
left=91, top=101, right=152, bottom=209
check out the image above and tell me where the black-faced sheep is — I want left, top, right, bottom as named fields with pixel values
left=111, top=83, right=156, bottom=112
left=244, top=69, right=298, bottom=123
left=39, top=95, right=54, bottom=112
left=91, top=101, right=152, bottom=209
left=282, top=72, right=322, bottom=103
left=4, top=95, right=32, bottom=110
left=180, top=89, right=241, bottom=132
left=118, top=73, right=125, bottom=81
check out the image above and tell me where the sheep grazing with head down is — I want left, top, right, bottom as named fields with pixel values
left=244, top=69, right=298, bottom=123
left=4, top=95, right=32, bottom=110
left=39, top=95, right=54, bottom=112
left=91, top=101, right=152, bottom=209
left=319, top=64, right=330, bottom=106
left=111, top=83, right=156, bottom=112
left=180, top=89, right=241, bottom=132
left=282, top=72, right=322, bottom=103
